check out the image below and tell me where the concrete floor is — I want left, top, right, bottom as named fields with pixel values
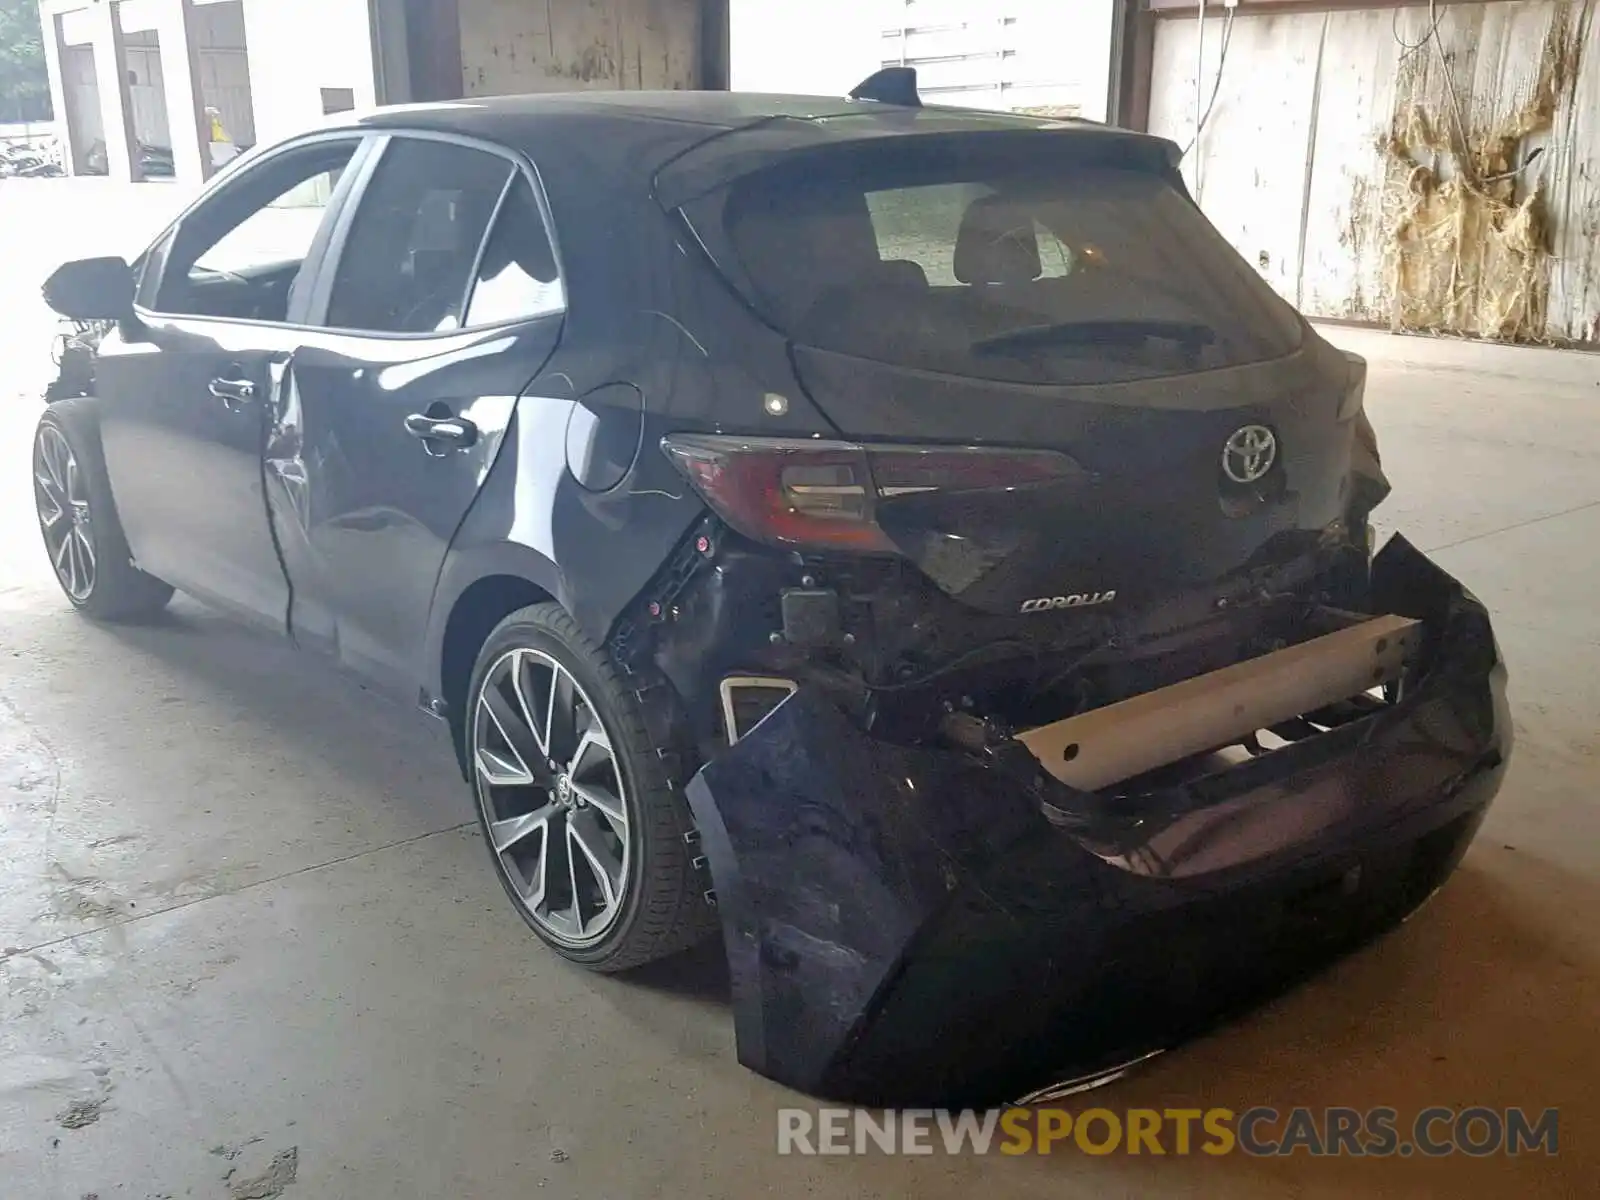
left=2, top=181, right=1598, bottom=1198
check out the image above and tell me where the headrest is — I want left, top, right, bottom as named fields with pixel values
left=953, top=195, right=1042, bottom=285
left=866, top=259, right=930, bottom=290
left=731, top=186, right=880, bottom=305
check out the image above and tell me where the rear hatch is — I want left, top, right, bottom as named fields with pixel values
left=668, top=121, right=1364, bottom=615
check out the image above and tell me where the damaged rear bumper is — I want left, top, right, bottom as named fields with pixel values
left=684, top=536, right=1511, bottom=1106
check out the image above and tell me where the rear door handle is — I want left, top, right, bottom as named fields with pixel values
left=208, top=376, right=256, bottom=409
left=404, top=413, right=479, bottom=449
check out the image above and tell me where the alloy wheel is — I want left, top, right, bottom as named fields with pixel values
left=34, top=424, right=97, bottom=602
left=472, top=647, right=632, bottom=947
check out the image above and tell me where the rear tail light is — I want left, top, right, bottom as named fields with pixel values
left=661, top=433, right=1081, bottom=553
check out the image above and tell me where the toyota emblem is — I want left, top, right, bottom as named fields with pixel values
left=1222, top=425, right=1278, bottom=485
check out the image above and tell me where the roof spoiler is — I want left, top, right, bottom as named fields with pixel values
left=849, top=67, right=922, bottom=107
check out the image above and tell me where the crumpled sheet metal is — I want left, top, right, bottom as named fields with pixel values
left=685, top=537, right=1513, bottom=1106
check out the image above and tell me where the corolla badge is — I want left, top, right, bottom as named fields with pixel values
left=1222, top=424, right=1278, bottom=484
left=1020, top=591, right=1117, bottom=614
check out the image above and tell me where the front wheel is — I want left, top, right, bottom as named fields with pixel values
left=466, top=603, right=716, bottom=972
left=33, top=400, right=173, bottom=621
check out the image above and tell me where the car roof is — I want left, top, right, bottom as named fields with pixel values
left=334, top=91, right=1175, bottom=210
left=348, top=90, right=1104, bottom=138
left=344, top=91, right=1120, bottom=152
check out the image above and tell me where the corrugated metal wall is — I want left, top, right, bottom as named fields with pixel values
left=125, top=38, right=173, bottom=149
left=115, top=21, right=255, bottom=151
left=730, top=1, right=1117, bottom=117
left=193, top=1, right=257, bottom=146
left=1149, top=2, right=1600, bottom=344
left=197, top=49, right=257, bottom=148
left=880, top=0, right=1116, bottom=119
left=60, top=44, right=104, bottom=170
left=458, top=0, right=704, bottom=95
left=56, top=0, right=257, bottom=159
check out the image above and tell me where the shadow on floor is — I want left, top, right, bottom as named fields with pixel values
left=627, top=936, right=732, bottom=1004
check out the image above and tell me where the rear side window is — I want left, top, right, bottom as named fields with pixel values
left=325, top=138, right=512, bottom=334
left=697, top=142, right=1303, bottom=385
left=464, top=177, right=564, bottom=326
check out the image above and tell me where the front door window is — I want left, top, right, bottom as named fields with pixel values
left=151, top=140, right=361, bottom=323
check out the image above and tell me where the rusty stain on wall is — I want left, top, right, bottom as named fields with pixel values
left=1148, top=1, right=1600, bottom=343
left=1338, top=174, right=1378, bottom=321
left=1378, top=2, right=1594, bottom=342
left=459, top=0, right=701, bottom=97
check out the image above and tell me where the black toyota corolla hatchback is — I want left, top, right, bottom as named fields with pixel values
left=35, top=78, right=1510, bottom=1105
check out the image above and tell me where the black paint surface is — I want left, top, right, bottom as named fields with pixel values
left=687, top=538, right=1510, bottom=1106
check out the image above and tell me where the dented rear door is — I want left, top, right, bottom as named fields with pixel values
left=263, top=135, right=565, bottom=696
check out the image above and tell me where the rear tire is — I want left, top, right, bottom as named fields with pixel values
left=33, top=399, right=174, bottom=621
left=466, top=602, right=716, bottom=972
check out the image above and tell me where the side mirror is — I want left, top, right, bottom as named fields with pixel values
left=43, top=256, right=135, bottom=321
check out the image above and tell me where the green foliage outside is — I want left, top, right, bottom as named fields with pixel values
left=0, top=0, right=52, bottom=123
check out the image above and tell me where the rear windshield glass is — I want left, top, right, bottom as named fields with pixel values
left=699, top=142, right=1303, bottom=385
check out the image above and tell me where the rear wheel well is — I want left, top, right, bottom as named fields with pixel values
left=440, top=574, right=554, bottom=770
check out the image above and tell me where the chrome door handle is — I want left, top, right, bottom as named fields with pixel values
left=404, top=413, right=479, bottom=449
left=208, top=377, right=256, bottom=408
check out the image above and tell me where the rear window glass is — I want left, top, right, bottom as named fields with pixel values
left=699, top=144, right=1303, bottom=385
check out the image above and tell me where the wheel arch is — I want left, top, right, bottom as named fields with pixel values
left=32, top=395, right=174, bottom=620
left=39, top=391, right=109, bottom=438
left=428, top=542, right=564, bottom=776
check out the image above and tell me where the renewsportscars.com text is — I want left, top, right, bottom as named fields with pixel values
left=777, top=1106, right=1559, bottom=1158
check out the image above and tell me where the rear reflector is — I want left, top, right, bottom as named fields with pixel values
left=661, top=434, right=1081, bottom=552
left=719, top=675, right=799, bottom=744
